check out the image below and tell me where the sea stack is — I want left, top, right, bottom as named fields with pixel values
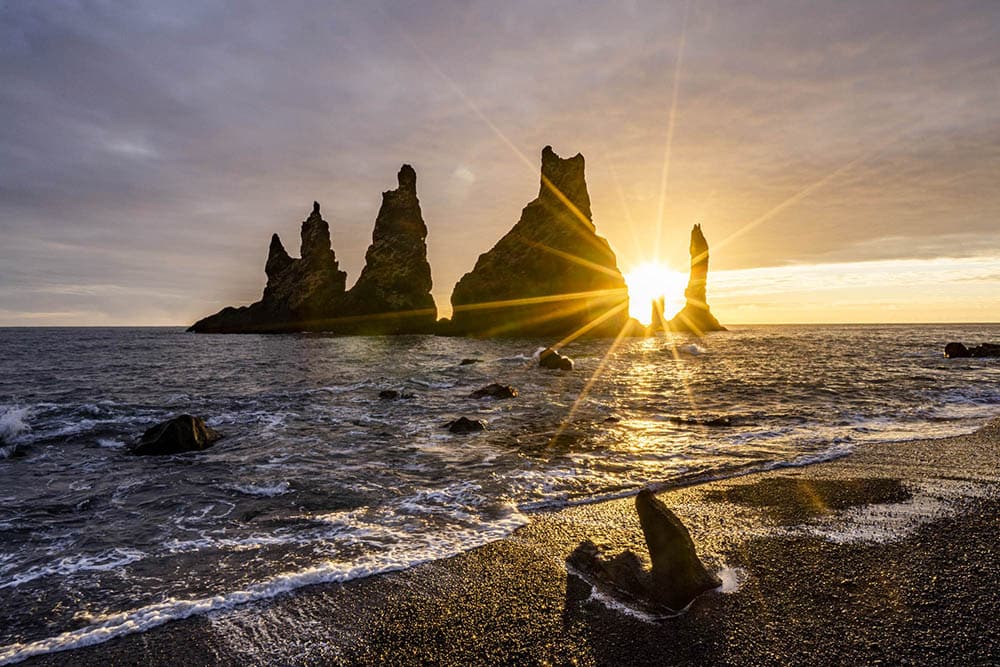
left=664, top=224, right=725, bottom=333
left=447, top=146, right=630, bottom=338
left=189, top=202, right=348, bottom=333
left=339, top=165, right=437, bottom=334
left=189, top=167, right=437, bottom=334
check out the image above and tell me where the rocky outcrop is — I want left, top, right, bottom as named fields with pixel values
left=945, top=342, right=1000, bottom=358
left=568, top=489, right=720, bottom=612
left=659, top=224, right=725, bottom=334
left=444, top=417, right=486, bottom=433
left=539, top=348, right=573, bottom=370
left=130, top=415, right=221, bottom=456
left=339, top=165, right=437, bottom=334
left=189, top=202, right=348, bottom=333
left=447, top=147, right=631, bottom=338
left=469, top=383, right=518, bottom=399
left=189, top=167, right=436, bottom=334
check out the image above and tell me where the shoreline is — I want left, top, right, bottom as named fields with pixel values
left=11, top=415, right=1000, bottom=665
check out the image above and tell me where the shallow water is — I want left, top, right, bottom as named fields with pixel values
left=0, top=324, right=998, bottom=662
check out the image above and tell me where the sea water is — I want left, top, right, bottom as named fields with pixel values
left=0, top=324, right=998, bottom=662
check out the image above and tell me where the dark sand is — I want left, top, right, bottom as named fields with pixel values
left=23, top=418, right=1000, bottom=666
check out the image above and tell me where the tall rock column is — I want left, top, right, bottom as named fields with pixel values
left=667, top=224, right=725, bottom=333
left=342, top=165, right=437, bottom=334
left=448, top=146, right=631, bottom=338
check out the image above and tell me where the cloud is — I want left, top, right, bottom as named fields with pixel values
left=0, top=1, right=998, bottom=324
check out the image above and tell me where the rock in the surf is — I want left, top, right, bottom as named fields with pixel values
left=130, top=415, right=222, bottom=456
left=338, top=165, right=438, bottom=334
left=189, top=166, right=437, bottom=334
left=444, top=417, right=486, bottom=433
left=470, top=383, right=518, bottom=399
left=539, top=348, right=573, bottom=370
left=945, top=342, right=1000, bottom=358
left=447, top=146, right=630, bottom=338
left=379, top=389, right=414, bottom=400
left=660, top=224, right=726, bottom=334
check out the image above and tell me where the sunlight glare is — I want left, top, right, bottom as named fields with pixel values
left=624, top=263, right=688, bottom=324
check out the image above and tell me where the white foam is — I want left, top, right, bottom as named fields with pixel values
left=96, top=438, right=126, bottom=449
left=781, top=479, right=998, bottom=545
left=0, top=508, right=529, bottom=666
left=227, top=481, right=291, bottom=497
left=715, top=566, right=746, bottom=593
left=0, top=406, right=31, bottom=457
left=0, top=548, right=145, bottom=591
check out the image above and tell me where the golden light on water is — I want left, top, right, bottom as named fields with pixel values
left=624, top=263, right=688, bottom=324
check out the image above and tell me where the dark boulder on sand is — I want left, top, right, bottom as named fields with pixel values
left=470, top=383, right=518, bottom=399
left=945, top=342, right=1000, bottom=358
left=636, top=489, right=721, bottom=608
left=447, top=147, right=630, bottom=338
left=130, top=415, right=222, bottom=456
left=444, top=417, right=486, bottom=433
left=568, top=489, right=720, bottom=612
left=539, top=348, right=573, bottom=370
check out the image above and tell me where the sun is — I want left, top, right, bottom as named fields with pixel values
left=624, top=262, right=688, bottom=325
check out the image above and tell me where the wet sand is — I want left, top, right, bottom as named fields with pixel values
left=23, top=418, right=1000, bottom=666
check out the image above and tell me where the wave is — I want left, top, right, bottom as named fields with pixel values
left=0, top=406, right=31, bottom=458
left=0, top=505, right=528, bottom=666
left=226, top=481, right=291, bottom=497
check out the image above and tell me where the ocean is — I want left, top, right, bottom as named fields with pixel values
left=1, top=324, right=998, bottom=663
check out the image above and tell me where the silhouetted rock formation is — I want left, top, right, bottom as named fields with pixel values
left=189, top=167, right=436, bottom=334
left=567, top=489, right=720, bottom=612
left=130, top=415, right=221, bottom=456
left=663, top=224, right=725, bottom=333
left=189, top=202, right=348, bottom=333
left=339, top=165, right=437, bottom=334
left=945, top=342, right=1000, bottom=358
left=447, top=147, right=630, bottom=338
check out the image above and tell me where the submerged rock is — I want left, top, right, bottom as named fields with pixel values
left=189, top=167, right=437, bottom=334
left=945, top=342, right=1000, bottom=358
left=130, top=415, right=221, bottom=456
left=661, top=224, right=726, bottom=334
left=459, top=358, right=482, bottom=366
left=470, top=383, right=518, bottom=399
left=378, top=389, right=414, bottom=400
left=448, top=147, right=630, bottom=338
left=444, top=417, right=486, bottom=433
left=539, top=348, right=573, bottom=370
left=568, top=489, right=720, bottom=612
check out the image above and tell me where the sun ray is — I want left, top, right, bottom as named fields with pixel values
left=710, top=130, right=907, bottom=257
left=384, top=11, right=618, bottom=260
left=548, top=313, right=634, bottom=448
left=450, top=287, right=627, bottom=314
left=653, top=0, right=692, bottom=263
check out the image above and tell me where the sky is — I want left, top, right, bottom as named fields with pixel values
left=1, top=0, right=998, bottom=326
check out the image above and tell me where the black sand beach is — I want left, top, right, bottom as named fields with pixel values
left=22, top=417, right=1000, bottom=666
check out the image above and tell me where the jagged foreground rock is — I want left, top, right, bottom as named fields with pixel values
left=189, top=166, right=436, bottom=334
left=651, top=224, right=725, bottom=334
left=446, top=146, right=632, bottom=338
left=568, top=489, right=721, bottom=612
